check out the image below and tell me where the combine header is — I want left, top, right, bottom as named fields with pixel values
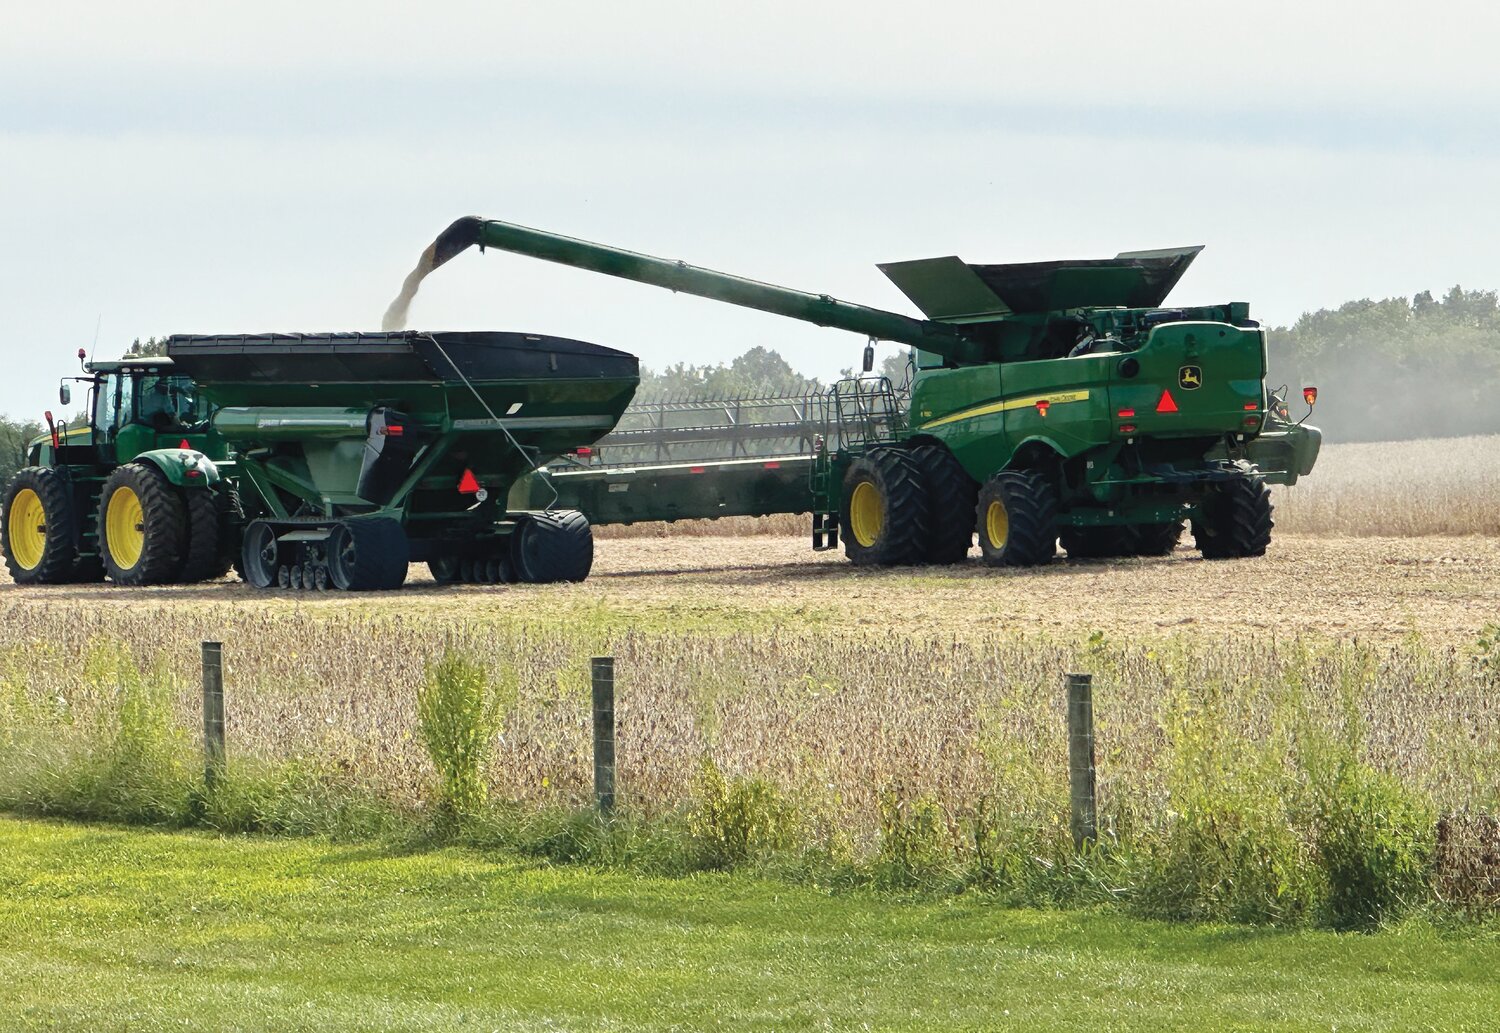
left=431, top=217, right=1322, bottom=565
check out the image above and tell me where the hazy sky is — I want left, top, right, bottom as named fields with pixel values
left=3, top=0, right=1497, bottom=419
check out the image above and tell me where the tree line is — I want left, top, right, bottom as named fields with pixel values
left=5, top=288, right=1497, bottom=486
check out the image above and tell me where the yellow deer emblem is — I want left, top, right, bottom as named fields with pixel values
left=1178, top=365, right=1203, bottom=390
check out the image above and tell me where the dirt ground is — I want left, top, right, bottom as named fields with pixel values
left=3, top=533, right=1497, bottom=644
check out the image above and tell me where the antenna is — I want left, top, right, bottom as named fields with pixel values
left=90, top=313, right=102, bottom=363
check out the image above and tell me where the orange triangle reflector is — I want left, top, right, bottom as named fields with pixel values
left=1156, top=390, right=1179, bottom=413
left=457, top=468, right=481, bottom=494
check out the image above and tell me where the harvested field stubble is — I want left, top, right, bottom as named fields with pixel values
left=2, top=604, right=1497, bottom=914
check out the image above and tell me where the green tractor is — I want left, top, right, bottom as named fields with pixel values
left=2, top=349, right=236, bottom=586
left=420, top=217, right=1322, bottom=566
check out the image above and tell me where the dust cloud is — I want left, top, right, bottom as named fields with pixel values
left=381, top=242, right=438, bottom=332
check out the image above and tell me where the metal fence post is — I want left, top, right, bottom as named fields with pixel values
left=591, top=656, right=616, bottom=815
left=1067, top=672, right=1097, bottom=850
left=202, top=641, right=225, bottom=788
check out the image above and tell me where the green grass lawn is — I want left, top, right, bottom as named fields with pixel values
left=1, top=817, right=1494, bottom=1032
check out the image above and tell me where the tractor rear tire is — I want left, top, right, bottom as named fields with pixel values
left=179, top=489, right=232, bottom=583
left=911, top=444, right=977, bottom=564
left=840, top=447, right=930, bottom=567
left=1059, top=526, right=1134, bottom=560
left=975, top=469, right=1057, bottom=567
left=1131, top=520, right=1184, bottom=557
left=511, top=510, right=593, bottom=584
left=1193, top=476, right=1273, bottom=559
left=98, top=463, right=187, bottom=586
left=328, top=518, right=410, bottom=591
left=2, top=467, right=78, bottom=584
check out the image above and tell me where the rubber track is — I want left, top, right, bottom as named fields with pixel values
left=2, top=467, right=78, bottom=584
left=1194, top=477, right=1273, bottom=559
left=911, top=444, right=977, bottom=564
left=98, top=463, right=186, bottom=585
left=978, top=469, right=1057, bottom=567
left=841, top=447, right=931, bottom=567
left=179, top=489, right=231, bottom=583
left=512, top=510, right=594, bottom=584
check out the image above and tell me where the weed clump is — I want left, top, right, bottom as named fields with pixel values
left=417, top=650, right=513, bottom=820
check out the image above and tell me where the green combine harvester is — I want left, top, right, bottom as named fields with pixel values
left=2, top=332, right=638, bottom=589
left=429, top=217, right=1322, bottom=566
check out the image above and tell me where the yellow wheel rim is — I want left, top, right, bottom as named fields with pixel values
left=985, top=500, right=1009, bottom=551
left=849, top=481, right=883, bottom=548
left=7, top=488, right=48, bottom=570
left=105, top=486, right=146, bottom=570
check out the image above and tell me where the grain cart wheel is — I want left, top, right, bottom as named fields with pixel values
left=2, top=467, right=78, bottom=584
left=911, top=444, right=977, bottom=564
left=178, top=489, right=232, bottom=583
left=97, top=463, right=187, bottom=585
left=840, top=447, right=930, bottom=567
left=1059, top=526, right=1134, bottom=560
left=511, top=510, right=594, bottom=584
left=975, top=469, right=1057, bottom=567
left=240, top=520, right=283, bottom=589
left=1130, top=520, right=1184, bottom=557
left=428, top=556, right=463, bottom=584
left=328, top=517, right=409, bottom=591
left=1193, top=475, right=1273, bottom=559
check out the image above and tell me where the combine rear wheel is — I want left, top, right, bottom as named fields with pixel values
left=328, top=518, right=410, bottom=590
left=911, top=444, right=977, bottom=564
left=975, top=469, right=1057, bottom=567
left=98, top=463, right=186, bottom=585
left=2, top=467, right=78, bottom=584
left=840, top=447, right=930, bottom=567
left=511, top=510, right=593, bottom=584
left=1193, top=476, right=1273, bottom=559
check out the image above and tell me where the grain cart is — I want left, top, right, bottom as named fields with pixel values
left=1, top=350, right=237, bottom=585
left=419, top=217, right=1321, bottom=566
left=164, top=331, right=638, bottom=589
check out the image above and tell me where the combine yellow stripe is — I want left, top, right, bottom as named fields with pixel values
left=921, top=390, right=1091, bottom=430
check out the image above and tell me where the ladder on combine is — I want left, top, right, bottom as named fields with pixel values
left=810, top=376, right=905, bottom=550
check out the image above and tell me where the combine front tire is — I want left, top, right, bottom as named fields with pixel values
left=511, top=510, right=593, bottom=584
left=2, top=467, right=78, bottom=584
left=1193, top=476, right=1273, bottom=559
left=328, top=518, right=410, bottom=590
left=840, top=447, right=930, bottom=567
left=975, top=469, right=1057, bottom=567
left=911, top=444, right=977, bottom=564
left=98, top=463, right=187, bottom=585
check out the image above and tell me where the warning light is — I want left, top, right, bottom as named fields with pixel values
left=1155, top=390, right=1179, bottom=414
left=384, top=425, right=405, bottom=437
left=457, top=469, right=481, bottom=494
left=689, top=466, right=707, bottom=474
left=575, top=446, right=592, bottom=456
left=1303, top=386, right=1318, bottom=406
left=1243, top=403, right=1258, bottom=411
left=1035, top=400, right=1051, bottom=416
left=764, top=461, right=781, bottom=469
left=1116, top=408, right=1135, bottom=418
left=1119, top=423, right=1137, bottom=434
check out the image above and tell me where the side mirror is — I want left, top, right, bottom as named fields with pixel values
left=862, top=341, right=875, bottom=374
left=59, top=383, right=72, bottom=406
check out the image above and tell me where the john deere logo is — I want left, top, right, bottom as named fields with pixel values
left=1178, top=365, right=1203, bottom=390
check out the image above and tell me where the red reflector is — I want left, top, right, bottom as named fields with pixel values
left=689, top=466, right=706, bottom=474
left=575, top=446, right=592, bottom=456
left=1035, top=400, right=1051, bottom=415
left=178, top=438, right=191, bottom=449
left=457, top=469, right=481, bottom=494
left=385, top=425, right=404, bottom=437
left=1155, top=390, right=1179, bottom=413
left=1119, top=423, right=1137, bottom=434
left=1243, top=403, right=1258, bottom=411
left=1243, top=416, right=1260, bottom=427
left=763, top=461, right=781, bottom=469
left=1116, top=408, right=1135, bottom=418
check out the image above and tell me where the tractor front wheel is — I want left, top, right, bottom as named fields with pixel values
left=975, top=469, right=1057, bottom=567
left=840, top=447, right=930, bottom=567
left=2, top=467, right=78, bottom=584
left=98, top=463, right=187, bottom=585
left=328, top=518, right=410, bottom=591
left=1193, top=476, right=1273, bottom=559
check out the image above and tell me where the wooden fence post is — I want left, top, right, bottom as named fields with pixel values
left=202, top=641, right=225, bottom=788
left=591, top=656, right=616, bottom=815
left=1066, top=672, right=1097, bottom=850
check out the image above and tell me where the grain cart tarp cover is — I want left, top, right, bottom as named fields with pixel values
left=165, top=331, right=639, bottom=590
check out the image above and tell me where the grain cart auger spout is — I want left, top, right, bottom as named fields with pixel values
left=400, top=218, right=1324, bottom=569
